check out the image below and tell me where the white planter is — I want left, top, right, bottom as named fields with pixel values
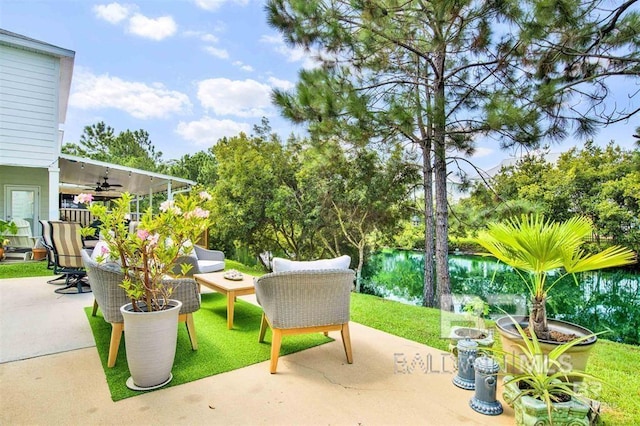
left=120, top=299, right=182, bottom=390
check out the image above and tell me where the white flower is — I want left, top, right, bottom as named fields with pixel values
left=159, top=200, right=182, bottom=214
left=159, top=200, right=174, bottom=212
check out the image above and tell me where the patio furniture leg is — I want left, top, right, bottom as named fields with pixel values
left=185, top=313, right=198, bottom=350
left=92, top=299, right=99, bottom=316
left=269, top=328, right=283, bottom=374
left=108, top=323, right=124, bottom=368
left=341, top=322, right=353, bottom=364
left=259, top=313, right=268, bottom=342
left=54, top=274, right=91, bottom=294
left=47, top=275, right=67, bottom=284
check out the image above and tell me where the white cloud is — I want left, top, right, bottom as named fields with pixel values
left=183, top=30, right=219, bottom=43
left=200, top=33, right=219, bottom=43
left=233, top=61, right=254, bottom=72
left=203, top=46, right=229, bottom=59
left=471, top=147, right=494, bottom=158
left=197, top=78, right=272, bottom=117
left=93, top=2, right=133, bottom=24
left=128, top=13, right=177, bottom=40
left=260, top=34, right=319, bottom=69
left=69, top=68, right=191, bottom=119
left=192, top=0, right=249, bottom=12
left=176, top=117, right=250, bottom=146
left=268, top=76, right=294, bottom=90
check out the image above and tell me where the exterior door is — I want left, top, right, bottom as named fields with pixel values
left=4, top=185, right=39, bottom=236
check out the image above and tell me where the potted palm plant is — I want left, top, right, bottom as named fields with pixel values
left=0, top=219, right=18, bottom=261
left=474, top=214, right=635, bottom=371
left=78, top=190, right=213, bottom=390
left=497, top=315, right=602, bottom=426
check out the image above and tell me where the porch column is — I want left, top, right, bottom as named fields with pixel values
left=48, top=160, right=60, bottom=220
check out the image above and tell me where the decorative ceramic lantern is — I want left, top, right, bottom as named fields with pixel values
left=453, top=338, right=477, bottom=390
left=470, top=355, right=503, bottom=415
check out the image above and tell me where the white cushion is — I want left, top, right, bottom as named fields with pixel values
left=198, top=260, right=225, bottom=273
left=272, top=255, right=351, bottom=272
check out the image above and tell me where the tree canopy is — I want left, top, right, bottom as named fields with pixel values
left=62, top=121, right=165, bottom=173
left=266, top=0, right=639, bottom=307
left=456, top=141, right=640, bottom=251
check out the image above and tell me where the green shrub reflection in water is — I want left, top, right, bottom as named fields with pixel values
left=361, top=249, right=640, bottom=345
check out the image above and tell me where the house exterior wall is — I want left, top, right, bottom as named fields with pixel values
left=0, top=43, right=60, bottom=168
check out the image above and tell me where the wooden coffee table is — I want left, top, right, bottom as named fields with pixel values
left=194, top=271, right=256, bottom=329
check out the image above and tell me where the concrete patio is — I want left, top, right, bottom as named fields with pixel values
left=0, top=275, right=514, bottom=425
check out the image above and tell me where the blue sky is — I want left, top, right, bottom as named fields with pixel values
left=1, top=0, right=637, bottom=172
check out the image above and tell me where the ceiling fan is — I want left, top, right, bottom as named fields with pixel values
left=94, top=176, right=123, bottom=192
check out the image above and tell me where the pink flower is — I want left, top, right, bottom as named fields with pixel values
left=74, top=193, right=93, bottom=205
left=148, top=233, right=160, bottom=246
left=185, top=207, right=210, bottom=219
left=137, top=229, right=150, bottom=240
left=199, top=191, right=212, bottom=201
left=196, top=207, right=210, bottom=218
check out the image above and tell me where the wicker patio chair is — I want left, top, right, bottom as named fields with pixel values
left=81, top=249, right=201, bottom=367
left=255, top=269, right=356, bottom=373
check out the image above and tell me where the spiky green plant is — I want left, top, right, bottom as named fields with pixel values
left=475, top=215, right=636, bottom=339
left=498, top=314, right=605, bottom=422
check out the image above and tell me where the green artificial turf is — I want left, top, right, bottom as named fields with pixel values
left=85, top=292, right=332, bottom=401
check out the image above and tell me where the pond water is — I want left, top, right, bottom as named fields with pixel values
left=361, top=249, right=640, bottom=345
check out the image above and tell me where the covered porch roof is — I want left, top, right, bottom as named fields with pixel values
left=59, top=154, right=195, bottom=198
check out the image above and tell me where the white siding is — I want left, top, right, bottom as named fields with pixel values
left=0, top=45, right=59, bottom=167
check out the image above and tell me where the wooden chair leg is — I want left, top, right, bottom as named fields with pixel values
left=270, top=328, right=283, bottom=374
left=341, top=322, right=353, bottom=364
left=108, top=323, right=124, bottom=368
left=259, top=313, right=268, bottom=343
left=92, top=299, right=99, bottom=316
left=185, top=313, right=198, bottom=350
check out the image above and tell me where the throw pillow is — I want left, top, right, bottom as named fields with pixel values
left=272, top=255, right=351, bottom=272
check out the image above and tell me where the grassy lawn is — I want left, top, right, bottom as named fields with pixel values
left=2, top=261, right=638, bottom=423
left=350, top=292, right=640, bottom=425
left=0, top=260, right=53, bottom=279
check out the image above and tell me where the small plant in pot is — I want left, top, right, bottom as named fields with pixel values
left=474, top=214, right=635, bottom=370
left=496, top=315, right=604, bottom=426
left=0, top=219, right=18, bottom=261
left=78, top=190, right=213, bottom=390
left=448, top=296, right=494, bottom=367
